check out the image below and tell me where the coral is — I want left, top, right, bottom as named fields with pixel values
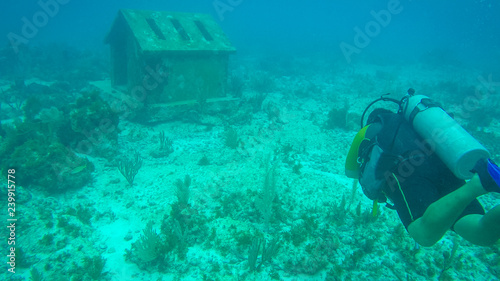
left=40, top=234, right=55, bottom=246
left=285, top=224, right=308, bottom=247
left=160, top=217, right=185, bottom=260
left=57, top=215, right=82, bottom=238
left=8, top=139, right=93, bottom=193
left=292, top=161, right=303, bottom=174
left=133, top=222, right=162, bottom=262
left=284, top=246, right=328, bottom=275
left=248, top=92, right=267, bottom=113
left=175, top=175, right=191, bottom=207
left=164, top=201, right=209, bottom=260
left=128, top=215, right=208, bottom=269
left=30, top=268, right=45, bottom=281
left=255, top=161, right=278, bottom=231
left=438, top=237, right=461, bottom=279
left=15, top=247, right=35, bottom=268
left=83, top=255, right=107, bottom=280
left=75, top=205, right=94, bottom=225
left=197, top=155, right=211, bottom=166
left=325, top=100, right=350, bottom=130
left=23, top=96, right=43, bottom=121
left=69, top=90, right=119, bottom=142
left=248, top=238, right=261, bottom=271
left=0, top=118, right=38, bottom=160
left=258, top=238, right=280, bottom=270
left=159, top=130, right=173, bottom=152
left=224, top=127, right=240, bottom=149
left=118, top=152, right=143, bottom=187
left=151, top=131, right=174, bottom=158
left=38, top=106, right=64, bottom=137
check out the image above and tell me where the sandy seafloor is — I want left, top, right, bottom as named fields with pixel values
left=2, top=56, right=500, bottom=281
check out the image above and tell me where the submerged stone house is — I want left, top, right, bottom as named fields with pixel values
left=105, top=9, right=236, bottom=105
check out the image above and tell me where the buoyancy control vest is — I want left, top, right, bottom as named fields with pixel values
left=357, top=112, right=426, bottom=202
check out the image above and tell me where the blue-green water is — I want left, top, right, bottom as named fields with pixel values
left=1, top=1, right=499, bottom=280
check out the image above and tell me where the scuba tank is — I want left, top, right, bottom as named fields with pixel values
left=401, top=93, right=490, bottom=179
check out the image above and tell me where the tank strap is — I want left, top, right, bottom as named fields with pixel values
left=408, top=98, right=441, bottom=126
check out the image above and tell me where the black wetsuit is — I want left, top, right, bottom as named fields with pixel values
left=364, top=112, right=484, bottom=229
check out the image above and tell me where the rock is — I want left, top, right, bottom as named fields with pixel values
left=346, top=110, right=362, bottom=131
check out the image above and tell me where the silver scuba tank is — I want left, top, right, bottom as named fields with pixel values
left=401, top=94, right=490, bottom=179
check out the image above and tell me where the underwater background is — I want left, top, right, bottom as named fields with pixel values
left=1, top=0, right=499, bottom=280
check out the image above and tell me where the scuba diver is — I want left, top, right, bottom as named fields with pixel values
left=345, top=89, right=500, bottom=247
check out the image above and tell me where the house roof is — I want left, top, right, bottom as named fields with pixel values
left=105, top=9, right=236, bottom=54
